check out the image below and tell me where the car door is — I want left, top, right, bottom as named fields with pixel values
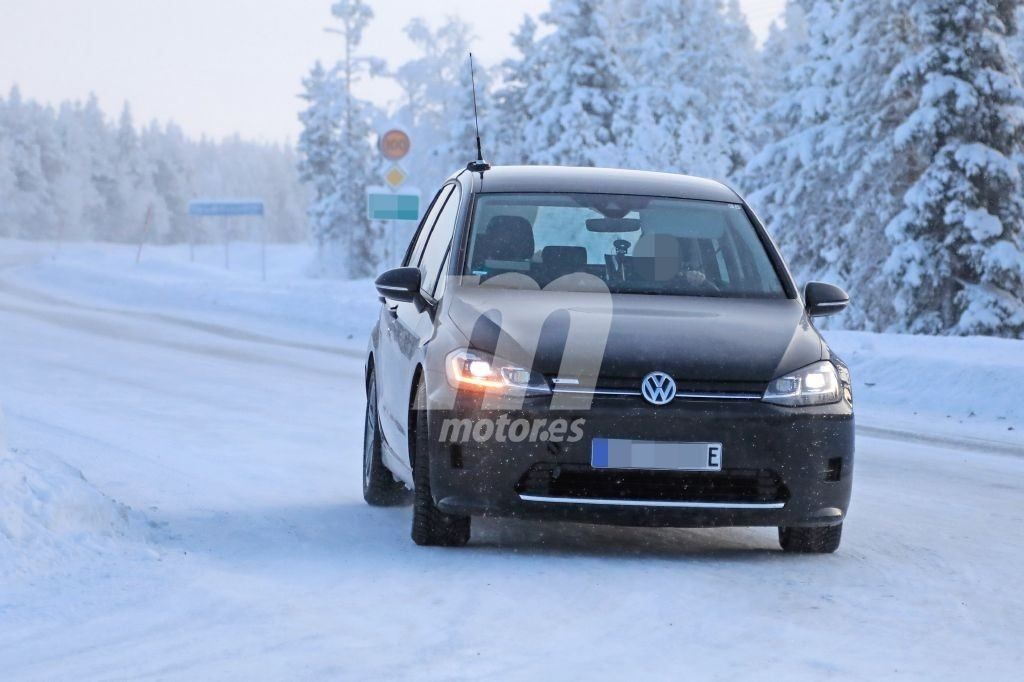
left=376, top=184, right=455, bottom=465
left=385, top=182, right=462, bottom=469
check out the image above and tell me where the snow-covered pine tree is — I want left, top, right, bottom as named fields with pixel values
left=0, top=98, right=18, bottom=236
left=79, top=95, right=121, bottom=238
left=884, top=0, right=1024, bottom=335
left=296, top=0, right=381, bottom=277
left=1013, top=6, right=1024, bottom=73
left=520, top=0, right=624, bottom=167
left=742, top=1, right=849, bottom=302
left=611, top=0, right=721, bottom=176
left=298, top=61, right=340, bottom=263
left=145, top=122, right=192, bottom=243
left=700, top=0, right=760, bottom=178
left=110, top=103, right=160, bottom=242
left=493, top=16, right=541, bottom=165
left=326, top=93, right=378, bottom=278
left=757, top=0, right=811, bottom=146
left=611, top=0, right=758, bottom=180
left=393, top=17, right=483, bottom=179
left=53, top=100, right=105, bottom=242
left=441, top=53, right=491, bottom=170
left=742, top=0, right=913, bottom=330
left=1, top=87, right=60, bottom=238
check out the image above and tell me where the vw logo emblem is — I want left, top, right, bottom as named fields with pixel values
left=641, top=371, right=676, bottom=405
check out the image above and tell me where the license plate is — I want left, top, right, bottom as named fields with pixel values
left=591, top=438, right=722, bottom=471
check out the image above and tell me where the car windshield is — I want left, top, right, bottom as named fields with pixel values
left=462, top=193, right=786, bottom=298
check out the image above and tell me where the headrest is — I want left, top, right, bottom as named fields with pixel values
left=476, top=216, right=535, bottom=263
left=541, top=245, right=587, bottom=269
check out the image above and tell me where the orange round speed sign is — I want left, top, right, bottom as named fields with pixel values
left=379, top=129, right=411, bottom=161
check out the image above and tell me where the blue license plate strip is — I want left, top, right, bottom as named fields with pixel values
left=591, top=438, right=722, bottom=471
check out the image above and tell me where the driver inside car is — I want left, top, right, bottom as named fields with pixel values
left=631, top=207, right=720, bottom=292
left=630, top=231, right=716, bottom=291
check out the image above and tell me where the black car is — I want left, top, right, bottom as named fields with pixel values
left=364, top=165, right=854, bottom=553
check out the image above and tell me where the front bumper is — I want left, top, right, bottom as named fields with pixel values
left=423, top=380, right=854, bottom=529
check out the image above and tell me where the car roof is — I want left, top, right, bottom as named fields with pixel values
left=468, top=165, right=742, bottom=204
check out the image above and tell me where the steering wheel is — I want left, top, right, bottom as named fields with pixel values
left=680, top=268, right=721, bottom=293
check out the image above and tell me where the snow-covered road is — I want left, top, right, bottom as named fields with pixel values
left=1, top=244, right=1022, bottom=680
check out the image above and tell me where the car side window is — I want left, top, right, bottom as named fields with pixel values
left=418, top=185, right=461, bottom=298
left=403, top=185, right=454, bottom=267
left=433, top=244, right=453, bottom=300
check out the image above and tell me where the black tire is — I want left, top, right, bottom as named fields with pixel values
left=410, top=380, right=470, bottom=546
left=363, top=371, right=410, bottom=506
left=778, top=523, right=843, bottom=553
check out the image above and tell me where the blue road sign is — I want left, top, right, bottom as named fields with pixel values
left=188, top=200, right=265, bottom=217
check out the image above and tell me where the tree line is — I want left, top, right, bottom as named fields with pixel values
left=0, top=87, right=308, bottom=245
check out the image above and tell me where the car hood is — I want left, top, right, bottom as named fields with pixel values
left=446, top=287, right=823, bottom=383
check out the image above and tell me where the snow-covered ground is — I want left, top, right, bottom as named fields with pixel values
left=0, top=240, right=1022, bottom=680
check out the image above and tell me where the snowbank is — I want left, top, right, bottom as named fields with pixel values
left=827, top=330, right=1023, bottom=447
left=0, top=240, right=379, bottom=348
left=0, top=408, right=147, bottom=579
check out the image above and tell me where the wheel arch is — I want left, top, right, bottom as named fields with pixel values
left=364, top=353, right=375, bottom=394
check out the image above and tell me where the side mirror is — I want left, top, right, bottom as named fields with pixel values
left=375, top=267, right=421, bottom=303
left=804, top=281, right=849, bottom=317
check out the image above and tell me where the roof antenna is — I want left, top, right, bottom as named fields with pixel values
left=467, top=53, right=491, bottom=173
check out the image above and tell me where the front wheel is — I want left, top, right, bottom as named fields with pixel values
left=778, top=523, right=843, bottom=553
left=410, top=380, right=470, bottom=546
left=363, top=371, right=410, bottom=506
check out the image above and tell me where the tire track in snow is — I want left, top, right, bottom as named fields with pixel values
left=857, top=424, right=1024, bottom=458
left=0, top=275, right=362, bottom=360
left=0, top=295, right=361, bottom=380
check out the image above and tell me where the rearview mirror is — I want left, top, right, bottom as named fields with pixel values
left=804, top=282, right=849, bottom=317
left=586, top=217, right=642, bottom=233
left=375, top=266, right=421, bottom=303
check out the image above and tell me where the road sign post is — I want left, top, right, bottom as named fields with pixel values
left=372, top=129, right=422, bottom=267
left=187, top=200, right=266, bottom=279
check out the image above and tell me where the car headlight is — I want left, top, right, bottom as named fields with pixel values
left=762, top=361, right=841, bottom=407
left=446, top=349, right=550, bottom=394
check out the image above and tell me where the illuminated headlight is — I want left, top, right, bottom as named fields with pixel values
left=762, top=361, right=841, bottom=407
left=446, top=349, right=550, bottom=394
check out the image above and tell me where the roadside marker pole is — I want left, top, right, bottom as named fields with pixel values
left=135, top=204, right=155, bottom=265
left=261, top=217, right=267, bottom=282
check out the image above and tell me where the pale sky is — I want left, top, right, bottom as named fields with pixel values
left=0, top=0, right=785, bottom=144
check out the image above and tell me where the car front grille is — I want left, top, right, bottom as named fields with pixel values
left=515, top=463, right=788, bottom=504
left=548, top=376, right=767, bottom=401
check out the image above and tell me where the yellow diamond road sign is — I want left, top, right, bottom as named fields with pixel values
left=384, top=165, right=407, bottom=189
